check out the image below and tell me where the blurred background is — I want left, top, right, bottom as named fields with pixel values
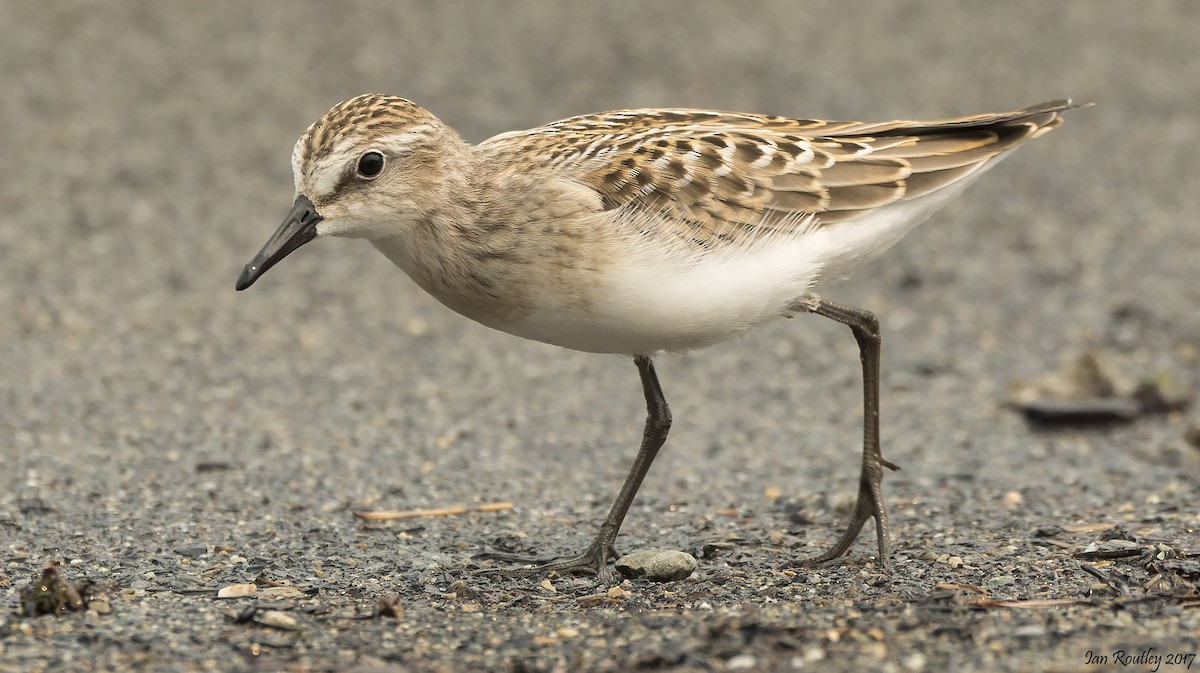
left=1, top=1, right=1196, bottom=666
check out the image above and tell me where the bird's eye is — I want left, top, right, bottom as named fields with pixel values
left=357, top=151, right=385, bottom=179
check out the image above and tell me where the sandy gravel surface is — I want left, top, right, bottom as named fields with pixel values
left=2, top=2, right=1198, bottom=672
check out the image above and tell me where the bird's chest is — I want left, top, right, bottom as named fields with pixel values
left=369, top=231, right=606, bottom=339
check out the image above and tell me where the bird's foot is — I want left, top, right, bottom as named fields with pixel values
left=477, top=540, right=619, bottom=582
left=796, top=457, right=899, bottom=567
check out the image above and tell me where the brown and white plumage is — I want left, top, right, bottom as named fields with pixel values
left=481, top=99, right=1071, bottom=234
left=241, top=95, right=1077, bottom=354
left=237, top=96, right=1083, bottom=578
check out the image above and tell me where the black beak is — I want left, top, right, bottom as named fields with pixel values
left=236, top=195, right=323, bottom=291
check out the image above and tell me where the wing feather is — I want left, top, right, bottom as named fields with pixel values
left=480, top=100, right=1082, bottom=247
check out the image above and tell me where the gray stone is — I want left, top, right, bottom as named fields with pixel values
left=615, top=550, right=698, bottom=582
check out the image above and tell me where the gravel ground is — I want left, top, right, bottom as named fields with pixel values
left=3, top=2, right=1199, bottom=672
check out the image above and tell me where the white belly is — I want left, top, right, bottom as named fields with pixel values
left=503, top=185, right=976, bottom=355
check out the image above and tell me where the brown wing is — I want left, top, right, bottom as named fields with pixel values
left=481, top=100, right=1081, bottom=244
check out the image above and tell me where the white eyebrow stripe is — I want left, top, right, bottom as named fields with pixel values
left=306, top=135, right=358, bottom=198
left=302, top=126, right=438, bottom=199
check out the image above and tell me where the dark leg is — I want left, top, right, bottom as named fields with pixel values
left=483, top=355, right=672, bottom=582
left=789, top=294, right=899, bottom=566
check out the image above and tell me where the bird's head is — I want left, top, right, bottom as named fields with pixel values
left=236, top=94, right=464, bottom=291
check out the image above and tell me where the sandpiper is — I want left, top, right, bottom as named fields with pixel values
left=237, top=95, right=1083, bottom=581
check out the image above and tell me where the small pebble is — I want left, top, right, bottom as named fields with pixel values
left=726, top=653, right=757, bottom=670
left=1077, top=539, right=1141, bottom=560
left=257, top=610, right=298, bottom=629
left=607, top=586, right=631, bottom=601
left=1013, top=624, right=1046, bottom=638
left=615, top=549, right=698, bottom=582
left=1002, top=490, right=1023, bottom=507
left=217, top=583, right=257, bottom=598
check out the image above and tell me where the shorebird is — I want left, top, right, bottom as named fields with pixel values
left=237, top=95, right=1082, bottom=581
